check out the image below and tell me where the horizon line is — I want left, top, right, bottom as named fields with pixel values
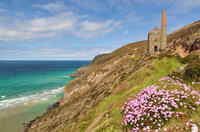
left=0, top=60, right=91, bottom=61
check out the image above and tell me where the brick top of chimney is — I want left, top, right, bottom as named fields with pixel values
left=162, top=10, right=166, bottom=27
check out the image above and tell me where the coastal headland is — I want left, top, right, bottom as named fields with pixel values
left=25, top=20, right=200, bottom=132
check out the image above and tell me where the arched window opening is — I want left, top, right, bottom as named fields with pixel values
left=154, top=46, right=158, bottom=52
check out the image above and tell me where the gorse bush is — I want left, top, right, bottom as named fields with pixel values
left=179, top=54, right=199, bottom=64
left=121, top=76, right=200, bottom=131
left=170, top=54, right=200, bottom=82
left=183, top=57, right=200, bottom=81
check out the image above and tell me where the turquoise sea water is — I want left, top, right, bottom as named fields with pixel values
left=0, top=61, right=90, bottom=132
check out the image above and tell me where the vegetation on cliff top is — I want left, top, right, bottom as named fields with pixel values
left=72, top=57, right=181, bottom=131
left=72, top=55, right=200, bottom=132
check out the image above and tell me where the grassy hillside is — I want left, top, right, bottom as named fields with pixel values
left=73, top=57, right=182, bottom=132
left=25, top=20, right=200, bottom=132
left=72, top=54, right=200, bottom=132
left=91, top=40, right=147, bottom=65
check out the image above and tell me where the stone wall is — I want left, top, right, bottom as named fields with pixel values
left=148, top=27, right=161, bottom=55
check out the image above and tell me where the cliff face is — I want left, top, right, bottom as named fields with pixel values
left=25, top=20, right=200, bottom=132
left=61, top=40, right=148, bottom=104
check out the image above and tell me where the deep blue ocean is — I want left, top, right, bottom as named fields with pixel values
left=0, top=61, right=90, bottom=110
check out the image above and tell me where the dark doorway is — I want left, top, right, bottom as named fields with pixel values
left=154, top=46, right=158, bottom=52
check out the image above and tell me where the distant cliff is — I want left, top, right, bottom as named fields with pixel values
left=25, top=20, right=200, bottom=132
left=90, top=53, right=108, bottom=65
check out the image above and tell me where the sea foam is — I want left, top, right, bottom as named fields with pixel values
left=0, top=95, right=6, bottom=99
left=0, top=86, right=64, bottom=110
left=62, top=75, right=70, bottom=78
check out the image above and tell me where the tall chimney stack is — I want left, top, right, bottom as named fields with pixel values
left=160, top=10, right=167, bottom=50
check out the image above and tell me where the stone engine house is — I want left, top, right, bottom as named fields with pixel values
left=148, top=10, right=167, bottom=55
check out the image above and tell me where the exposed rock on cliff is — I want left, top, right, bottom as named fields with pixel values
left=167, top=20, right=200, bottom=56
left=69, top=67, right=86, bottom=77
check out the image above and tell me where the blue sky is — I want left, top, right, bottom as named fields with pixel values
left=0, top=0, right=199, bottom=60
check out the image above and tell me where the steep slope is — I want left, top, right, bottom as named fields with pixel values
left=167, top=20, right=200, bottom=57
left=25, top=20, right=200, bottom=132
left=25, top=40, right=148, bottom=132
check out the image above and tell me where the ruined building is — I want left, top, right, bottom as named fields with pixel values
left=148, top=10, right=167, bottom=55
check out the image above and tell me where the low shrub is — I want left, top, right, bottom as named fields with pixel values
left=179, top=54, right=199, bottom=64
left=183, top=58, right=200, bottom=82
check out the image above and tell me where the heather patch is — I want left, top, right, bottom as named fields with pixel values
left=121, top=76, right=200, bottom=131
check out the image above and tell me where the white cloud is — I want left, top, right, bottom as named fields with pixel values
left=123, top=30, right=129, bottom=35
left=26, top=12, right=76, bottom=32
left=0, top=12, right=78, bottom=42
left=33, top=1, right=67, bottom=12
left=50, top=47, right=115, bottom=59
left=0, top=11, right=121, bottom=42
left=0, top=45, right=116, bottom=60
left=0, top=8, right=6, bottom=12
left=75, top=20, right=121, bottom=38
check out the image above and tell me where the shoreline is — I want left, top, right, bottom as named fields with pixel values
left=22, top=64, right=89, bottom=132
left=24, top=101, right=60, bottom=132
left=0, top=61, right=90, bottom=132
left=23, top=69, right=82, bottom=131
left=0, top=94, right=62, bottom=132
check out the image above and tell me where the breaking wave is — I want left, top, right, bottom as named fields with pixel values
left=61, top=75, right=70, bottom=78
left=0, top=86, right=64, bottom=110
left=0, top=95, right=6, bottom=99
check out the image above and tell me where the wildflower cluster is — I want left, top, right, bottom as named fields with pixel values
left=121, top=76, right=200, bottom=131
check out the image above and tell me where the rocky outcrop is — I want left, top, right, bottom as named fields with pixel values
left=69, top=70, right=84, bottom=77
left=69, top=67, right=86, bottom=77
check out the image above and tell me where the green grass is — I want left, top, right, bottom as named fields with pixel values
left=62, top=56, right=200, bottom=132
left=67, top=57, right=183, bottom=132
